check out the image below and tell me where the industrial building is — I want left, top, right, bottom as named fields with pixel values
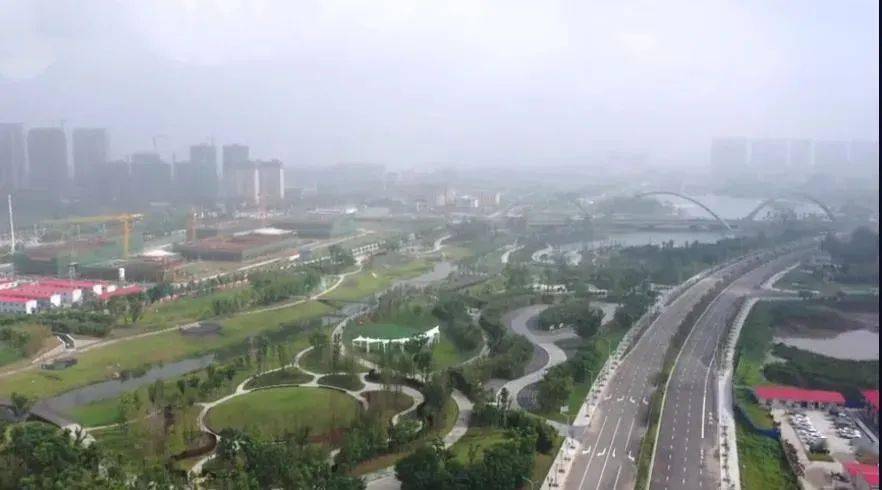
left=14, top=238, right=137, bottom=276
left=0, top=296, right=37, bottom=315
left=754, top=385, right=846, bottom=410
left=176, top=228, right=299, bottom=261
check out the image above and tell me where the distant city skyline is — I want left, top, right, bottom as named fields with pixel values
left=0, top=1, right=877, bottom=169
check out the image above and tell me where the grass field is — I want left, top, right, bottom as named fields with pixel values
left=134, top=288, right=248, bottom=333
left=736, top=423, right=799, bottom=490
left=363, top=390, right=414, bottom=424
left=324, top=258, right=432, bottom=302
left=347, top=323, right=426, bottom=340
left=245, top=368, right=313, bottom=389
left=449, top=427, right=510, bottom=464
left=206, top=387, right=361, bottom=442
left=317, top=373, right=365, bottom=391
left=0, top=300, right=332, bottom=399
left=0, top=342, right=21, bottom=367
left=299, top=348, right=368, bottom=374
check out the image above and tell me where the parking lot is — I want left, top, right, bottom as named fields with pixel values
left=775, top=408, right=878, bottom=489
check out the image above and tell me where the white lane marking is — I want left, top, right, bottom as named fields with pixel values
left=576, top=416, right=609, bottom=489
left=612, top=464, right=623, bottom=490
left=594, top=416, right=623, bottom=490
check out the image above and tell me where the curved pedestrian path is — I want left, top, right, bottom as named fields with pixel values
left=497, top=304, right=576, bottom=412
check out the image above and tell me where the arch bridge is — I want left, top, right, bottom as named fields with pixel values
left=621, top=191, right=835, bottom=231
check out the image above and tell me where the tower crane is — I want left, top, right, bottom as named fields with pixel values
left=42, top=214, right=145, bottom=258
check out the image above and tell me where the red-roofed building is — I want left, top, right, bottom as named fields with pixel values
left=843, top=462, right=879, bottom=490
left=98, top=285, right=144, bottom=302
left=36, top=278, right=114, bottom=297
left=1, top=287, right=62, bottom=309
left=862, top=390, right=879, bottom=426
left=0, top=295, right=38, bottom=314
left=754, top=385, right=846, bottom=410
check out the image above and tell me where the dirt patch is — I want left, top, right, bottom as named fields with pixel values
left=180, top=322, right=222, bottom=337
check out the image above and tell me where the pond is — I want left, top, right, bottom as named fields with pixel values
left=43, top=354, right=215, bottom=413
left=774, top=329, right=879, bottom=361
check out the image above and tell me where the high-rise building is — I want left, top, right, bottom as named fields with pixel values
left=92, top=160, right=130, bottom=203
left=813, top=141, right=850, bottom=173
left=188, top=144, right=219, bottom=202
left=788, top=139, right=812, bottom=168
left=257, top=160, right=285, bottom=207
left=0, top=123, right=27, bottom=190
left=222, top=144, right=249, bottom=198
left=750, top=138, right=789, bottom=182
left=27, top=127, right=68, bottom=193
left=72, top=128, right=108, bottom=186
left=710, top=137, right=748, bottom=183
left=130, top=151, right=171, bottom=202
left=849, top=140, right=879, bottom=176
left=231, top=162, right=260, bottom=205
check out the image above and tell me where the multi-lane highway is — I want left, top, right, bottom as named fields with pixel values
left=564, top=242, right=812, bottom=490
left=647, top=249, right=809, bottom=489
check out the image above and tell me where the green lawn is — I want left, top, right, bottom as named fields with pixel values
left=363, top=390, right=415, bottom=425
left=0, top=342, right=21, bottom=367
left=68, top=396, right=126, bottom=427
left=324, top=259, right=432, bottom=302
left=736, top=423, right=799, bottom=490
left=299, top=348, right=368, bottom=374
left=244, top=368, right=313, bottom=389
left=135, top=288, right=248, bottom=332
left=0, top=300, right=332, bottom=399
left=317, top=373, right=365, bottom=391
left=206, top=387, right=361, bottom=441
left=449, top=427, right=510, bottom=464
left=348, top=323, right=427, bottom=340
left=431, top=334, right=480, bottom=371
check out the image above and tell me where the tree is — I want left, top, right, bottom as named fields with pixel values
left=276, top=344, right=288, bottom=371
left=128, top=293, right=145, bottom=323
left=107, top=296, right=128, bottom=322
left=147, top=380, right=165, bottom=408
left=9, top=392, right=32, bottom=420
left=310, top=331, right=330, bottom=358
left=414, top=349, right=433, bottom=382
left=395, top=440, right=457, bottom=490
left=537, top=366, right=573, bottom=413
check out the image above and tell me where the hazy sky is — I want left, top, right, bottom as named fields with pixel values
left=0, top=0, right=878, bottom=169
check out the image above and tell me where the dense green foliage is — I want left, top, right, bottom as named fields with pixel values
left=821, top=227, right=879, bottom=284
left=395, top=434, right=537, bottom=490
left=736, top=423, right=800, bottom=490
left=208, top=428, right=364, bottom=489
left=537, top=299, right=603, bottom=338
left=765, top=344, right=879, bottom=402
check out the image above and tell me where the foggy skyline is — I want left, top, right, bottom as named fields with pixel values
left=1, top=0, right=878, bottom=169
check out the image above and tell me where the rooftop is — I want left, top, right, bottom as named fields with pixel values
left=99, top=285, right=144, bottom=301
left=0, top=295, right=36, bottom=304
left=843, top=462, right=879, bottom=487
left=754, top=385, right=846, bottom=405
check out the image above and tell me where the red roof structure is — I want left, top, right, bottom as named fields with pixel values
left=2, top=286, right=61, bottom=300
left=844, top=462, right=880, bottom=487
left=99, top=285, right=144, bottom=301
left=37, top=279, right=108, bottom=289
left=754, top=385, right=845, bottom=405
left=863, top=390, right=880, bottom=413
left=0, top=295, right=36, bottom=304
